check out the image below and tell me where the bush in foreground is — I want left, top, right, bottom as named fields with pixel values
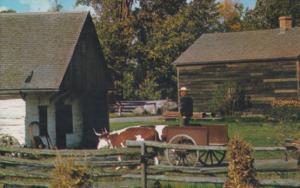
left=224, top=136, right=259, bottom=188
left=50, top=156, right=92, bottom=188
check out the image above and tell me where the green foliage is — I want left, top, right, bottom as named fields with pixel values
left=77, top=0, right=220, bottom=100
left=268, top=100, right=300, bottom=122
left=243, top=0, right=300, bottom=30
left=137, top=75, right=161, bottom=100
left=0, top=134, right=20, bottom=147
left=0, top=9, right=16, bottom=13
left=224, top=136, right=259, bottom=188
left=119, top=72, right=137, bottom=100
left=50, top=156, right=92, bottom=188
left=209, top=81, right=251, bottom=116
left=49, top=0, right=63, bottom=12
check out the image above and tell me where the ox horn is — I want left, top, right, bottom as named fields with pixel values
left=104, top=128, right=108, bottom=133
left=93, top=128, right=102, bottom=136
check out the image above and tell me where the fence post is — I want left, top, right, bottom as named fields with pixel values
left=141, top=142, right=147, bottom=188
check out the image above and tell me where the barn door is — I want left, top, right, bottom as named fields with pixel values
left=55, top=105, right=73, bottom=149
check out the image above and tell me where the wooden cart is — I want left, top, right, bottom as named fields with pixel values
left=161, top=125, right=228, bottom=167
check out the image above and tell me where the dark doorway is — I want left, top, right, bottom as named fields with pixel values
left=38, top=106, right=48, bottom=136
left=55, top=105, right=73, bottom=149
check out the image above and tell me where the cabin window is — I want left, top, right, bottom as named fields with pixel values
left=38, top=106, right=48, bottom=136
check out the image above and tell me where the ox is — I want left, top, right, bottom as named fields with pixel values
left=94, top=125, right=167, bottom=166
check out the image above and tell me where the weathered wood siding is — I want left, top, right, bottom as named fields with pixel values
left=178, top=60, right=299, bottom=112
left=60, top=14, right=109, bottom=148
left=61, top=15, right=107, bottom=92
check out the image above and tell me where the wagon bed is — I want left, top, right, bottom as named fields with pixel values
left=162, top=125, right=228, bottom=146
left=162, top=125, right=228, bottom=167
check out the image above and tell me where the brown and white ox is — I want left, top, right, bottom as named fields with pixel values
left=94, top=125, right=167, bottom=166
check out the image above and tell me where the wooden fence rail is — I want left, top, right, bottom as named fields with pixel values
left=126, top=140, right=287, bottom=151
left=123, top=174, right=300, bottom=188
left=0, top=146, right=140, bottom=158
left=126, top=140, right=300, bottom=188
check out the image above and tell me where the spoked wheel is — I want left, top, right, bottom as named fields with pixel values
left=165, top=134, right=199, bottom=167
left=198, top=150, right=226, bottom=166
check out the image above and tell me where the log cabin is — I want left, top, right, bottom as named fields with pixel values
left=174, top=16, right=300, bottom=113
left=0, top=12, right=109, bottom=149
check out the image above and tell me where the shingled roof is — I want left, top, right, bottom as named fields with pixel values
left=174, top=27, right=300, bottom=66
left=0, top=12, right=89, bottom=94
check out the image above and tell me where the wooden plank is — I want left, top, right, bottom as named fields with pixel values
left=274, top=89, right=298, bottom=94
left=123, top=174, right=226, bottom=184
left=141, top=142, right=147, bottom=188
left=249, top=96, right=275, bottom=102
left=0, top=147, right=139, bottom=158
left=149, top=159, right=298, bottom=174
left=126, top=141, right=287, bottom=152
left=297, top=61, right=300, bottom=99
left=123, top=174, right=300, bottom=187
left=263, top=78, right=297, bottom=83
left=0, top=156, right=140, bottom=169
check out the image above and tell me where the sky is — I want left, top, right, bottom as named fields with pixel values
left=0, top=0, right=256, bottom=13
left=0, top=0, right=94, bottom=13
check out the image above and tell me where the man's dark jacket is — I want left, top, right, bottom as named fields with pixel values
left=180, top=96, right=193, bottom=117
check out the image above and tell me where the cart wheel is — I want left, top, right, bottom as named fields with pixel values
left=198, top=150, right=226, bottom=166
left=165, top=134, right=199, bottom=167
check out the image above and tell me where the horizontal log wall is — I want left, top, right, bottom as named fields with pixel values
left=178, top=60, right=299, bottom=112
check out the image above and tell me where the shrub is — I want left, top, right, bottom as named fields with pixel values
left=0, top=134, right=20, bottom=147
left=224, top=136, right=259, bottom=188
left=137, top=76, right=161, bottom=100
left=209, top=81, right=251, bottom=116
left=50, top=156, right=92, bottom=188
left=268, top=99, right=300, bottom=122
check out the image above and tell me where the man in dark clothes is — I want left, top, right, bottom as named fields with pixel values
left=179, top=87, right=193, bottom=126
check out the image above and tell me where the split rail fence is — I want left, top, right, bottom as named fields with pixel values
left=126, top=140, right=300, bottom=188
left=0, top=142, right=299, bottom=187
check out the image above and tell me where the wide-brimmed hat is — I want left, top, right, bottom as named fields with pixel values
left=180, top=87, right=189, bottom=91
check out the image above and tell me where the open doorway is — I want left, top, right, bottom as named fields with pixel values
left=55, top=104, right=73, bottom=149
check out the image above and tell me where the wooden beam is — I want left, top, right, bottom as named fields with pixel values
left=263, top=78, right=297, bottom=83
left=141, top=142, right=147, bottom=188
left=0, top=147, right=140, bottom=158
left=126, top=141, right=287, bottom=152
left=123, top=174, right=300, bottom=187
left=297, top=61, right=300, bottom=99
left=126, top=140, right=227, bottom=151
left=149, top=159, right=298, bottom=174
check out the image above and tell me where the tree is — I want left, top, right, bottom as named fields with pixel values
left=0, top=9, right=16, bottom=13
left=49, top=0, right=63, bottom=12
left=134, top=0, right=220, bottom=99
left=243, top=0, right=300, bottom=30
left=218, top=0, right=244, bottom=31
left=76, top=0, right=220, bottom=100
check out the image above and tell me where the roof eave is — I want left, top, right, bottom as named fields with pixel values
left=0, top=89, right=59, bottom=95
left=174, top=56, right=299, bottom=66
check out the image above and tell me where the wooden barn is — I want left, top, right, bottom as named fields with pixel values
left=174, top=16, right=300, bottom=112
left=0, top=12, right=109, bottom=149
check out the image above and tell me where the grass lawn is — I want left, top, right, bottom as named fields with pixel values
left=110, top=118, right=300, bottom=159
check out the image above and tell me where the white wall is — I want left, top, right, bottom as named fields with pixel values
left=25, top=93, right=83, bottom=148
left=0, top=99, right=25, bottom=144
left=25, top=93, right=55, bottom=147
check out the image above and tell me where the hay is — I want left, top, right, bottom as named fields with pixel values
left=224, top=136, right=259, bottom=188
